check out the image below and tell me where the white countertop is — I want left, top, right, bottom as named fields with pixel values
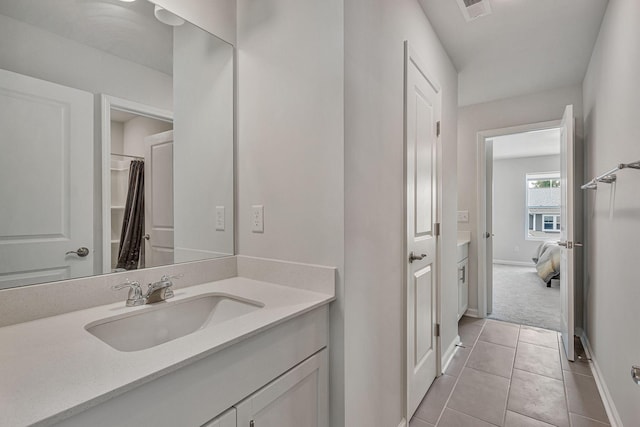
left=0, top=277, right=334, bottom=427
left=457, top=237, right=471, bottom=246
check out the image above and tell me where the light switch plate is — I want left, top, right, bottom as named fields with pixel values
left=216, top=206, right=225, bottom=231
left=251, top=205, right=264, bottom=233
left=457, top=210, right=469, bottom=223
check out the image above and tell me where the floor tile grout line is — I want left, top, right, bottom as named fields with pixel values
left=512, top=367, right=563, bottom=383
left=559, top=332, right=573, bottom=427
left=562, top=369, right=595, bottom=379
left=476, top=336, right=519, bottom=350
left=431, top=320, right=487, bottom=427
left=502, top=324, right=521, bottom=427
left=568, top=412, right=611, bottom=426
left=507, top=408, right=557, bottom=427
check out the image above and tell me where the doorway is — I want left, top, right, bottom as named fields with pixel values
left=477, top=107, right=577, bottom=360
left=488, top=128, right=562, bottom=331
left=101, top=95, right=173, bottom=273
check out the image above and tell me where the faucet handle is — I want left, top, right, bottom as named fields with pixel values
left=160, top=273, right=183, bottom=282
left=112, top=280, right=145, bottom=307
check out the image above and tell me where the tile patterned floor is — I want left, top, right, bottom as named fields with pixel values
left=410, top=317, right=610, bottom=427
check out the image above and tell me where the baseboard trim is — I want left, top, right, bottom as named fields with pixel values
left=464, top=308, right=480, bottom=318
left=579, top=331, right=623, bottom=427
left=441, top=335, right=460, bottom=374
left=397, top=418, right=407, bottom=427
left=493, top=259, right=534, bottom=267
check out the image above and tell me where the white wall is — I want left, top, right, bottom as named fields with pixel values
left=582, top=0, right=640, bottom=424
left=345, top=1, right=458, bottom=426
left=173, top=22, right=234, bottom=261
left=0, top=13, right=172, bottom=110
left=457, top=85, right=583, bottom=317
left=123, top=116, right=173, bottom=158
left=235, top=0, right=345, bottom=424
left=493, top=155, right=560, bottom=263
left=111, top=122, right=125, bottom=154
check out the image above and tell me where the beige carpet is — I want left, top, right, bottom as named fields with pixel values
left=488, top=263, right=561, bottom=331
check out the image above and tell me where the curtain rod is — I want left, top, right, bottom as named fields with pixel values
left=111, top=152, right=144, bottom=160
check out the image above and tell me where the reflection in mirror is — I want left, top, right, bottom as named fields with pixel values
left=0, top=0, right=234, bottom=290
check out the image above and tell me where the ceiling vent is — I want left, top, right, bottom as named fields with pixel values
left=456, top=0, right=492, bottom=22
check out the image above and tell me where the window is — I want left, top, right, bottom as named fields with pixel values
left=528, top=178, right=560, bottom=188
left=543, top=215, right=560, bottom=232
left=526, top=172, right=561, bottom=239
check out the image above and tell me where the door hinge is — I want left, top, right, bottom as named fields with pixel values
left=434, top=222, right=441, bottom=236
left=435, top=323, right=441, bottom=337
left=436, top=121, right=441, bottom=137
left=250, top=421, right=255, bottom=427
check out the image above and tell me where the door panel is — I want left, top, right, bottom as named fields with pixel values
left=414, top=266, right=435, bottom=369
left=144, top=131, right=174, bottom=267
left=0, top=69, right=93, bottom=288
left=405, top=43, right=440, bottom=419
left=560, top=105, right=575, bottom=361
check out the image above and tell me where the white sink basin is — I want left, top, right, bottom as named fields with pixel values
left=86, top=294, right=263, bottom=352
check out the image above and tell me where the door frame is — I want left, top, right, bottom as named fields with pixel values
left=100, top=95, right=173, bottom=273
left=476, top=119, right=561, bottom=317
left=403, top=40, right=443, bottom=422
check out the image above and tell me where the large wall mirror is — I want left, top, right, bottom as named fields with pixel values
left=0, top=0, right=234, bottom=290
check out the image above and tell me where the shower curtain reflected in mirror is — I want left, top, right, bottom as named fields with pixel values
left=117, top=160, right=145, bottom=270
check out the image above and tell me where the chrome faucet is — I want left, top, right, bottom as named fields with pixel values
left=144, top=274, right=182, bottom=304
left=111, top=280, right=145, bottom=307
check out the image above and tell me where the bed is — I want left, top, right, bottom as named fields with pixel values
left=532, top=241, right=561, bottom=286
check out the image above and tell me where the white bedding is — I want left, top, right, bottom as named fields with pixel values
left=533, top=242, right=561, bottom=284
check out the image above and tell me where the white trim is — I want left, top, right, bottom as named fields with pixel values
left=397, top=419, right=407, bottom=427
left=493, top=260, right=534, bottom=267
left=464, top=308, right=480, bottom=318
left=476, top=119, right=562, bottom=318
left=100, top=95, right=173, bottom=273
left=579, top=332, right=623, bottom=427
left=441, top=336, right=461, bottom=375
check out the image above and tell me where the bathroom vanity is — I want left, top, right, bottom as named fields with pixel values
left=0, top=256, right=334, bottom=427
left=457, top=233, right=471, bottom=320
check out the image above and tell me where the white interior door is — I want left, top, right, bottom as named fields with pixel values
left=144, top=130, right=174, bottom=267
left=0, top=69, right=93, bottom=289
left=405, top=43, right=440, bottom=419
left=559, top=105, right=575, bottom=361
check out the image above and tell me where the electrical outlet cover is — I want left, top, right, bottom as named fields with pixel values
left=251, top=205, right=264, bottom=233
left=216, top=206, right=225, bottom=231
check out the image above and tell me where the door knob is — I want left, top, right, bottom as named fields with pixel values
left=144, top=234, right=150, bottom=240
left=66, top=247, right=89, bottom=257
left=409, top=252, right=427, bottom=263
left=484, top=232, right=494, bottom=238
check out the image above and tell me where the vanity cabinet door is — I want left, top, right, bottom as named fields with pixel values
left=202, top=407, right=236, bottom=427
left=235, top=349, right=328, bottom=427
left=457, top=257, right=469, bottom=319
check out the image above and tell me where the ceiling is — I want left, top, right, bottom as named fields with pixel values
left=0, top=0, right=173, bottom=75
left=491, top=128, right=560, bottom=160
left=419, top=0, right=609, bottom=106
